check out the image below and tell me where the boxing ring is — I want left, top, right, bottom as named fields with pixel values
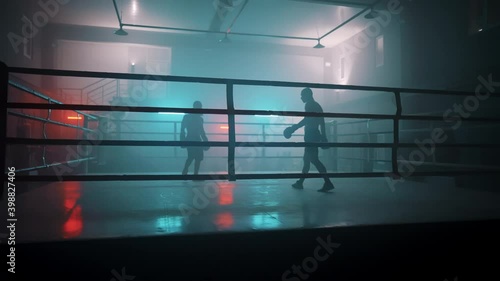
left=1, top=62, right=500, bottom=280
left=3, top=63, right=500, bottom=181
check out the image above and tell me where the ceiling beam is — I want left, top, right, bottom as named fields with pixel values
left=112, top=0, right=123, bottom=27
left=319, top=0, right=382, bottom=40
left=122, top=23, right=318, bottom=41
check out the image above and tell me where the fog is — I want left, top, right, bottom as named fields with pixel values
left=3, top=0, right=500, bottom=177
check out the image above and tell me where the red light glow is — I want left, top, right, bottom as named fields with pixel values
left=62, top=182, right=83, bottom=239
left=218, top=183, right=234, bottom=206
left=215, top=212, right=234, bottom=229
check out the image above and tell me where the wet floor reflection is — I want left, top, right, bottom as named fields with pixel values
left=215, top=212, right=234, bottom=230
left=251, top=212, right=280, bottom=229
left=156, top=216, right=183, bottom=233
left=7, top=178, right=500, bottom=242
left=62, top=182, right=83, bottom=239
left=217, top=182, right=234, bottom=206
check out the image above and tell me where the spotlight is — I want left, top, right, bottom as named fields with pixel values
left=314, top=39, right=325, bottom=49
left=364, top=8, right=379, bottom=19
left=114, top=26, right=128, bottom=36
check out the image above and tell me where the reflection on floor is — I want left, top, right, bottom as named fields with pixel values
left=2, top=176, right=500, bottom=243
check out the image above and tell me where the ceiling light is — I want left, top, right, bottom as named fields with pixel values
left=131, top=1, right=138, bottom=15
left=314, top=39, right=325, bottom=49
left=114, top=26, right=128, bottom=36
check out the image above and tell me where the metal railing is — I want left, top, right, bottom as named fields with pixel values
left=84, top=78, right=119, bottom=105
left=4, top=74, right=98, bottom=174
left=113, top=118, right=318, bottom=158
left=59, top=77, right=128, bottom=105
left=2, top=63, right=500, bottom=182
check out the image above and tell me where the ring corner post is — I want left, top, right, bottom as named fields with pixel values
left=226, top=83, right=236, bottom=181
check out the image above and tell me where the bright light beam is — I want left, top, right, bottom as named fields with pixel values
left=158, top=112, right=185, bottom=115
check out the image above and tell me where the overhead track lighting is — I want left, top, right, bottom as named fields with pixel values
left=112, top=0, right=128, bottom=35
left=111, top=0, right=384, bottom=45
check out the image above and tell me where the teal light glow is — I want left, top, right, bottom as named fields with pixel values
left=156, top=216, right=183, bottom=233
left=251, top=212, right=280, bottom=229
left=158, top=112, right=185, bottom=115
